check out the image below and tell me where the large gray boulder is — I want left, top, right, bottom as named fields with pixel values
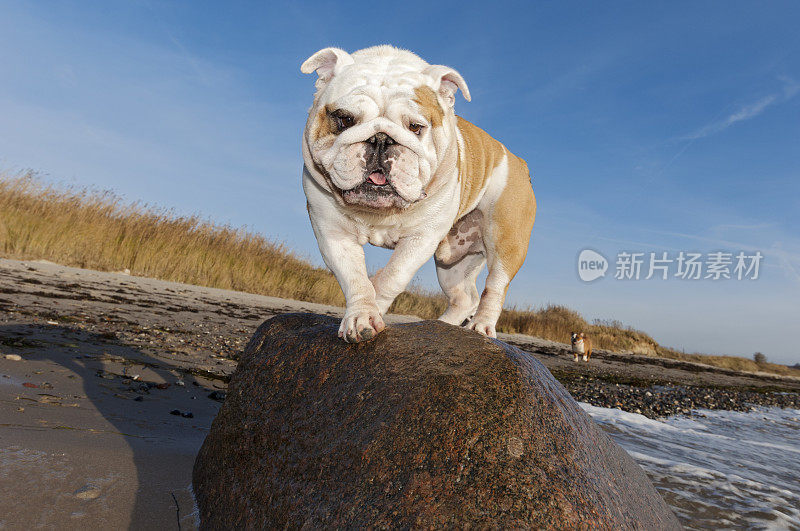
left=193, top=313, right=680, bottom=529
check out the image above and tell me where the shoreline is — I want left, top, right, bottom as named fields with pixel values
left=2, top=257, right=798, bottom=421
left=1, top=257, right=797, bottom=526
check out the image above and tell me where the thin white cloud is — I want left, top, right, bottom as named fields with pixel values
left=655, top=77, right=800, bottom=175
left=710, top=222, right=778, bottom=231
left=684, top=94, right=776, bottom=140
left=640, top=228, right=800, bottom=284
left=771, top=242, right=800, bottom=284
left=144, top=2, right=211, bottom=85
left=779, top=75, right=800, bottom=98
left=683, top=78, right=800, bottom=140
left=596, top=235, right=683, bottom=252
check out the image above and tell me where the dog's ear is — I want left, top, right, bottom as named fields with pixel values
left=301, top=47, right=354, bottom=82
left=423, top=64, right=471, bottom=107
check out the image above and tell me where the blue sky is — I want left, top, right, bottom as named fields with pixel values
left=1, top=1, right=799, bottom=363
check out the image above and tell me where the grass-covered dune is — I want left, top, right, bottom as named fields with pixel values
left=1, top=173, right=797, bottom=378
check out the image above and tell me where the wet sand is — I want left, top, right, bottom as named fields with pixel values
left=0, top=258, right=797, bottom=528
left=0, top=258, right=416, bottom=529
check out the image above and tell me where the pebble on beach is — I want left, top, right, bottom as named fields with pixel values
left=207, top=390, right=226, bottom=402
left=563, top=377, right=800, bottom=419
left=73, top=484, right=101, bottom=500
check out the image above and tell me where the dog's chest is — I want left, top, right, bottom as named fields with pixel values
left=355, top=226, right=401, bottom=249
left=572, top=340, right=585, bottom=354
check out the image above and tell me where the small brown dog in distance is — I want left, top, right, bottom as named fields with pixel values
left=571, top=332, right=592, bottom=362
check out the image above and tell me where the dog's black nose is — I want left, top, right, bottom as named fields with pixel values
left=367, top=132, right=395, bottom=146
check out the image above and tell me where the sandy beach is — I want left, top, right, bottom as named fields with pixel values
left=1, top=257, right=798, bottom=528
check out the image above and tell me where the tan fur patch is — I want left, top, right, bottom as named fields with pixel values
left=493, top=151, right=536, bottom=280
left=413, top=86, right=444, bottom=128
left=455, top=117, right=505, bottom=220
left=310, top=105, right=334, bottom=142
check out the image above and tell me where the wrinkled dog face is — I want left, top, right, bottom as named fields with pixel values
left=302, top=46, right=469, bottom=210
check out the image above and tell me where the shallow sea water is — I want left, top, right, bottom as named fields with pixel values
left=581, top=403, right=800, bottom=530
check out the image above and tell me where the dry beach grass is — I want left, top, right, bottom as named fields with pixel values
left=1, top=172, right=797, bottom=378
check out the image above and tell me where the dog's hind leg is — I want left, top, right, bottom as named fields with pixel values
left=466, top=254, right=513, bottom=338
left=466, top=151, right=536, bottom=338
left=467, top=204, right=535, bottom=337
left=435, top=252, right=486, bottom=326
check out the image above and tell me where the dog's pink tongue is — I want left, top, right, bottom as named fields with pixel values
left=368, top=172, right=387, bottom=185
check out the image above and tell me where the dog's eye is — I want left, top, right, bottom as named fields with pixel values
left=330, top=111, right=355, bottom=132
left=408, top=123, right=423, bottom=135
left=337, top=115, right=354, bottom=130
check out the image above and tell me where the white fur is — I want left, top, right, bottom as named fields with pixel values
left=476, top=151, right=508, bottom=212
left=422, top=64, right=471, bottom=105
left=301, top=45, right=505, bottom=342
left=301, top=47, right=354, bottom=82
left=436, top=253, right=485, bottom=326
left=303, top=47, right=462, bottom=208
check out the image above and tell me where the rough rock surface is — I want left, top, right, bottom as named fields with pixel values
left=193, top=313, right=680, bottom=529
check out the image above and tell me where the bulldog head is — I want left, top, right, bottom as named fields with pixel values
left=301, top=45, right=470, bottom=210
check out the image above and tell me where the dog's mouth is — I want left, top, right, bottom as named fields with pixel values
left=366, top=171, right=387, bottom=186
left=341, top=171, right=408, bottom=209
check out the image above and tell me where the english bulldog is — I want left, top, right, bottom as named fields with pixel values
left=300, top=45, right=536, bottom=342
left=571, top=332, right=592, bottom=362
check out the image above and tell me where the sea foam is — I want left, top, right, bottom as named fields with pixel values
left=580, top=403, right=800, bottom=530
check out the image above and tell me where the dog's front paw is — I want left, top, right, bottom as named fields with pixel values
left=338, top=303, right=386, bottom=343
left=466, top=318, right=497, bottom=338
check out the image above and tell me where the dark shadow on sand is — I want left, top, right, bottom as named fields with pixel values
left=0, top=322, right=225, bottom=528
